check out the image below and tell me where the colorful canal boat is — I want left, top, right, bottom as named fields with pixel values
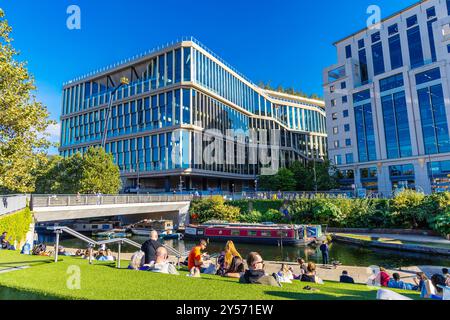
left=184, top=222, right=324, bottom=246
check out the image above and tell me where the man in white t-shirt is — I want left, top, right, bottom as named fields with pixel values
left=149, top=247, right=179, bottom=275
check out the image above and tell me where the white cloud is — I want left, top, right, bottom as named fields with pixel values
left=46, top=122, right=61, bottom=144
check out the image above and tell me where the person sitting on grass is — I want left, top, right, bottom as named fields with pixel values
left=0, top=232, right=15, bottom=250
left=300, top=262, right=324, bottom=284
left=223, top=256, right=245, bottom=279
left=141, top=230, right=162, bottom=265
left=340, top=270, right=355, bottom=284
left=293, top=258, right=309, bottom=279
left=104, top=249, right=115, bottom=261
left=239, top=252, right=281, bottom=287
left=422, top=274, right=446, bottom=300
left=217, top=241, right=242, bottom=276
left=277, top=264, right=294, bottom=283
left=388, top=273, right=406, bottom=290
left=443, top=268, right=450, bottom=287
left=375, top=267, right=390, bottom=287
left=128, top=251, right=145, bottom=270
left=187, top=239, right=216, bottom=275
left=149, top=247, right=179, bottom=275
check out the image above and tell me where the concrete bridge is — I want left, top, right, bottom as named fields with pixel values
left=31, top=194, right=192, bottom=225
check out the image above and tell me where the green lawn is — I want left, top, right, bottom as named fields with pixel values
left=0, top=251, right=421, bottom=300
left=338, top=234, right=450, bottom=249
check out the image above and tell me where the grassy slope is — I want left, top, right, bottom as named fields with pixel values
left=337, top=234, right=450, bottom=249
left=0, top=251, right=420, bottom=300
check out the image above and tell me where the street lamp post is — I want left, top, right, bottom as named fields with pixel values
left=101, top=77, right=130, bottom=149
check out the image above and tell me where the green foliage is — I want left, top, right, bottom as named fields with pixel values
left=258, top=161, right=338, bottom=192
left=0, top=208, right=32, bottom=244
left=390, top=190, right=427, bottom=228
left=35, top=147, right=121, bottom=194
left=190, top=196, right=241, bottom=223
left=0, top=9, right=55, bottom=193
left=192, top=192, right=450, bottom=236
left=257, top=81, right=322, bottom=100
left=258, top=168, right=296, bottom=191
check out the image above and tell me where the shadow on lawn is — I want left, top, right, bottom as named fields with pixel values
left=264, top=288, right=376, bottom=301
left=0, top=286, right=62, bottom=300
left=0, top=259, right=54, bottom=269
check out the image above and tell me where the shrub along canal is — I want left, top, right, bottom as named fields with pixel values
left=38, top=234, right=450, bottom=269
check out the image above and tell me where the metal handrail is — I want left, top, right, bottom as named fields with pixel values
left=48, top=226, right=187, bottom=269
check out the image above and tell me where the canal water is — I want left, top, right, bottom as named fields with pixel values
left=38, top=234, right=450, bottom=269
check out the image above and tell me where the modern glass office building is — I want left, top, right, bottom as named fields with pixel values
left=324, top=0, right=450, bottom=196
left=60, top=38, right=326, bottom=192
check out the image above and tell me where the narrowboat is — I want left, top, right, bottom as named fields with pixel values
left=129, top=219, right=174, bottom=237
left=184, top=222, right=324, bottom=246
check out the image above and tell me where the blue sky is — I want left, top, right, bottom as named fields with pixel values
left=1, top=0, right=418, bottom=153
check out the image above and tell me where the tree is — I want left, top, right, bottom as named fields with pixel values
left=258, top=167, right=296, bottom=191
left=0, top=9, right=54, bottom=193
left=35, top=147, right=121, bottom=194
left=79, top=147, right=121, bottom=194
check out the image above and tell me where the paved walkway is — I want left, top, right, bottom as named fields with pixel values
left=335, top=233, right=450, bottom=246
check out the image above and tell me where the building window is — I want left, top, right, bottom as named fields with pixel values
left=332, top=113, right=338, bottom=120
left=345, top=138, right=352, bottom=146
left=426, top=7, right=436, bottom=19
left=353, top=89, right=371, bottom=103
left=447, top=44, right=450, bottom=53
left=406, top=15, right=418, bottom=28
left=346, top=153, right=354, bottom=164
left=388, top=34, right=403, bottom=70
left=381, top=91, right=412, bottom=159
left=334, top=140, right=340, bottom=148
left=418, top=84, right=450, bottom=155
left=330, top=85, right=335, bottom=93
left=371, top=31, right=381, bottom=43
left=342, top=96, right=348, bottom=104
left=358, top=39, right=365, bottom=49
left=388, top=24, right=399, bottom=36
left=358, top=48, right=369, bottom=85
left=355, top=103, right=377, bottom=162
left=360, top=167, right=378, bottom=191
left=427, top=17, right=438, bottom=63
left=380, top=73, right=404, bottom=92
left=428, top=160, right=450, bottom=193
left=334, top=155, right=343, bottom=165
left=333, top=127, right=339, bottom=134
left=372, top=42, right=385, bottom=76
left=415, top=68, right=440, bottom=85
left=343, top=110, right=349, bottom=118
left=331, top=99, right=336, bottom=107
left=341, top=82, right=346, bottom=90
left=345, top=45, right=352, bottom=58
left=390, top=164, right=415, bottom=190
left=407, top=26, right=424, bottom=69
left=344, top=124, right=350, bottom=132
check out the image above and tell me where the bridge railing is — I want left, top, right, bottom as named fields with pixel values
left=31, top=194, right=193, bottom=208
left=49, top=226, right=189, bottom=269
left=0, top=195, right=28, bottom=217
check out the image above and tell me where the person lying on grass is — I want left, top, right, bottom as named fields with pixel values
left=239, top=252, right=281, bottom=287
left=148, top=247, right=179, bottom=275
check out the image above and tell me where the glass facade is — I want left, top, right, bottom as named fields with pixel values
left=388, top=34, right=403, bottom=70
left=354, top=102, right=376, bottom=162
left=407, top=25, right=424, bottom=69
left=418, top=84, right=450, bottom=155
left=61, top=39, right=327, bottom=190
left=381, top=91, right=412, bottom=159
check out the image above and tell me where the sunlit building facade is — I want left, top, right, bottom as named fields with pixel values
left=324, top=0, right=450, bottom=196
left=60, top=38, right=326, bottom=192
